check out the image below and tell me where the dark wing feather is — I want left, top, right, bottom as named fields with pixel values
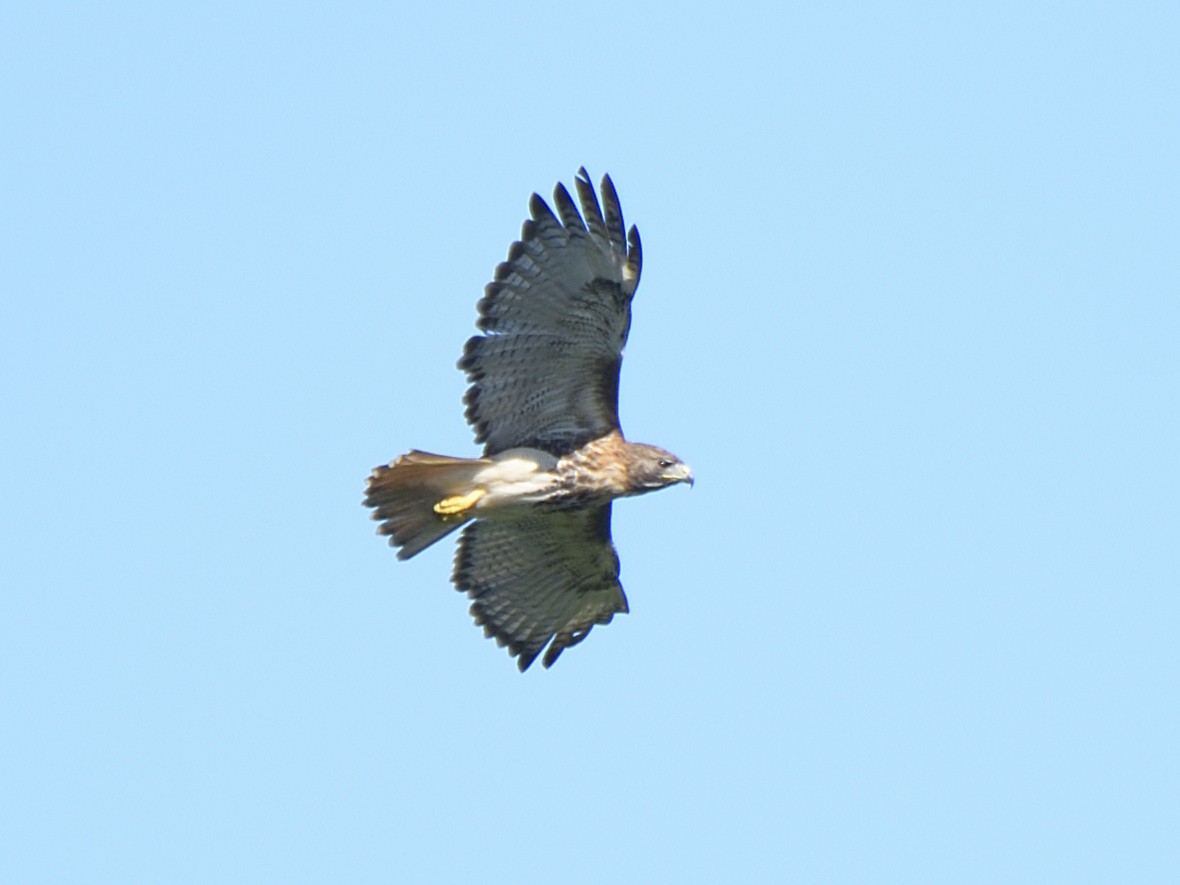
left=459, top=168, right=643, bottom=456
left=453, top=505, right=629, bottom=671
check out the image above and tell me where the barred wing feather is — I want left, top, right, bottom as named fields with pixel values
left=458, top=168, right=642, bottom=456
left=453, top=506, right=629, bottom=671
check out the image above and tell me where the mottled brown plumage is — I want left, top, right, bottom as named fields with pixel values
left=365, top=169, right=691, bottom=671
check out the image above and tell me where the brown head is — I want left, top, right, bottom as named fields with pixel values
left=622, top=442, right=694, bottom=494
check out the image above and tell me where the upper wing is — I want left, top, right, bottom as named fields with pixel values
left=453, top=505, right=629, bottom=671
left=459, top=168, right=643, bottom=456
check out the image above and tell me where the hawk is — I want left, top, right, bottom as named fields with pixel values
left=365, top=168, right=692, bottom=671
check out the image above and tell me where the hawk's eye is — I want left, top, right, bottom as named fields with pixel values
left=657, top=458, right=674, bottom=469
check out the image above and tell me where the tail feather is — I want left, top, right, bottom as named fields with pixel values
left=365, top=450, right=492, bottom=559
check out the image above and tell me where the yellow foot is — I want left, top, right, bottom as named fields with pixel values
left=433, top=488, right=486, bottom=516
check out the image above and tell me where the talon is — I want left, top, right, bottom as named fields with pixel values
left=433, top=488, right=486, bottom=516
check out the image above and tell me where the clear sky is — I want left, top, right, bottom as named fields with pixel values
left=3, top=2, right=1178, bottom=882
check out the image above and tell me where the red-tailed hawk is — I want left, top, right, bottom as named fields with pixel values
left=365, top=168, right=692, bottom=671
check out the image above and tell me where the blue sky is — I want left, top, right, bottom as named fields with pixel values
left=3, top=2, right=1178, bottom=881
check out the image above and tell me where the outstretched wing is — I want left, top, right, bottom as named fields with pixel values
left=459, top=168, right=643, bottom=456
left=453, top=506, right=629, bottom=671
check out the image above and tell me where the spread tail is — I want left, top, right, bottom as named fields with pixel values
left=365, top=450, right=492, bottom=559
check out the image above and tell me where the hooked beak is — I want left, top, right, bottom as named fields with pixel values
left=663, top=463, right=694, bottom=488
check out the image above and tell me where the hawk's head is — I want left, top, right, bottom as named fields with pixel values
left=624, top=443, right=694, bottom=493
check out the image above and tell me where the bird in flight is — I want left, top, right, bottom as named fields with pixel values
left=365, top=168, right=692, bottom=671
